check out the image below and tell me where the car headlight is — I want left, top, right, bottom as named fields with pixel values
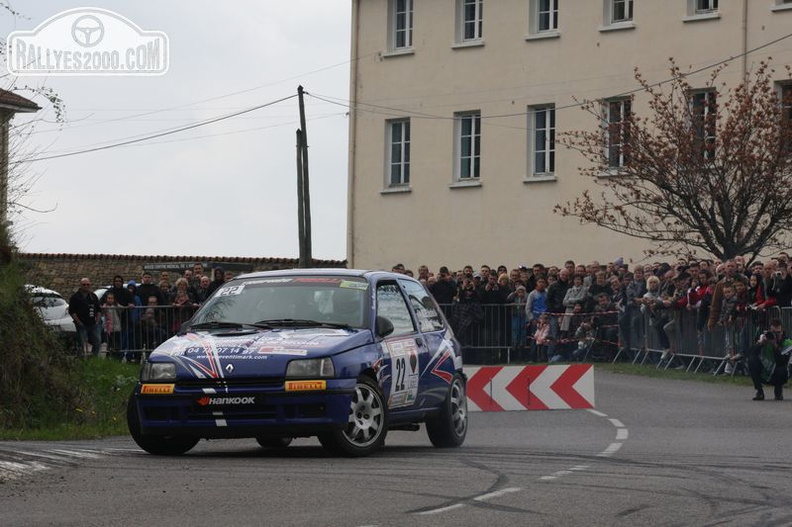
left=141, top=362, right=176, bottom=381
left=286, top=357, right=335, bottom=378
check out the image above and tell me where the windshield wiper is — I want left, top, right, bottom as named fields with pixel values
left=254, top=318, right=352, bottom=330
left=188, top=321, right=272, bottom=331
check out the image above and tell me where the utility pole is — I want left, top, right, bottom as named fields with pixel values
left=296, top=85, right=312, bottom=268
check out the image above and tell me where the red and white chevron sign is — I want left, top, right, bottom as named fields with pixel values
left=463, top=364, right=595, bottom=411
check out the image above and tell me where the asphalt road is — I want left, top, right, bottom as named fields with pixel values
left=1, top=370, right=791, bottom=527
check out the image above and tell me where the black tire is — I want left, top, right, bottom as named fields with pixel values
left=256, top=436, right=293, bottom=449
left=426, top=372, right=468, bottom=448
left=127, top=396, right=199, bottom=456
left=318, top=376, right=388, bottom=457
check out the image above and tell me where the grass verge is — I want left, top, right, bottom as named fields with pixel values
left=0, top=359, right=140, bottom=441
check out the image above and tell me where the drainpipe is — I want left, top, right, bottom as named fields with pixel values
left=346, top=0, right=360, bottom=268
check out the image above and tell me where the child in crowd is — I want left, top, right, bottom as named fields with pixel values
left=101, top=292, right=122, bottom=360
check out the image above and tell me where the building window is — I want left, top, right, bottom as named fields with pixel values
left=529, top=106, right=555, bottom=176
left=688, top=0, right=718, bottom=15
left=456, top=112, right=481, bottom=180
left=389, top=0, right=413, bottom=51
left=772, top=0, right=792, bottom=11
left=610, top=0, right=633, bottom=23
left=690, top=90, right=717, bottom=159
left=529, top=0, right=559, bottom=33
left=781, top=83, right=792, bottom=122
left=605, top=98, right=631, bottom=169
left=387, top=119, right=410, bottom=187
left=457, top=0, right=483, bottom=42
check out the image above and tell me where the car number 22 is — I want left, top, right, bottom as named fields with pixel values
left=384, top=337, right=420, bottom=409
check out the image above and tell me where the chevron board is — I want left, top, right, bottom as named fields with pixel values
left=463, top=364, right=595, bottom=411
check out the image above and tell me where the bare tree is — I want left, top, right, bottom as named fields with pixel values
left=556, top=60, right=792, bottom=261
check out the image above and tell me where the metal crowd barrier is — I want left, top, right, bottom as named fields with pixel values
left=85, top=302, right=791, bottom=372
left=439, top=302, right=789, bottom=371
left=98, top=304, right=196, bottom=361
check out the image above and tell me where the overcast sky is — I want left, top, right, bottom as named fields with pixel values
left=1, top=1, right=351, bottom=260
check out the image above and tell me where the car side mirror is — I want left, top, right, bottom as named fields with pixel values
left=375, top=316, right=394, bottom=338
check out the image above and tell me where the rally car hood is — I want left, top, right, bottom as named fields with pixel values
left=148, top=328, right=373, bottom=380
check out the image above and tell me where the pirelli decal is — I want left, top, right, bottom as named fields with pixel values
left=141, top=383, right=175, bottom=395
left=285, top=380, right=327, bottom=392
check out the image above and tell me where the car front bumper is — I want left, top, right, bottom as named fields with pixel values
left=131, top=378, right=357, bottom=438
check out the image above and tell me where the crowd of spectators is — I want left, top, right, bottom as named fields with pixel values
left=68, top=262, right=235, bottom=361
left=69, top=256, right=792, bottom=368
left=391, top=254, right=792, bottom=369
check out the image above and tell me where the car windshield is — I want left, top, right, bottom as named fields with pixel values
left=31, top=294, right=67, bottom=309
left=190, top=276, right=369, bottom=330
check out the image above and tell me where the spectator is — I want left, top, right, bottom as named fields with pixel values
left=68, top=277, right=102, bottom=358
left=101, top=292, right=122, bottom=360
left=506, top=285, right=528, bottom=358
left=159, top=281, right=172, bottom=304
left=546, top=268, right=571, bottom=351
left=126, top=281, right=143, bottom=356
left=640, top=275, right=672, bottom=361
left=171, top=290, right=196, bottom=334
left=429, top=266, right=456, bottom=305
left=747, top=320, right=791, bottom=401
left=451, top=278, right=482, bottom=346
left=622, top=266, right=647, bottom=357
left=206, top=267, right=226, bottom=297
left=170, top=277, right=199, bottom=306
left=708, top=260, right=744, bottom=332
left=532, top=312, right=551, bottom=362
left=718, top=283, right=740, bottom=371
left=561, top=273, right=588, bottom=333
left=768, top=262, right=792, bottom=308
left=592, top=292, right=619, bottom=360
left=195, top=275, right=212, bottom=304
left=139, top=307, right=167, bottom=352
left=137, top=272, right=165, bottom=306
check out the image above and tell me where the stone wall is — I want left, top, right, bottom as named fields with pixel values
left=18, top=253, right=346, bottom=297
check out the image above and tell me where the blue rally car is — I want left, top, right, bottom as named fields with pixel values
left=127, top=269, right=467, bottom=457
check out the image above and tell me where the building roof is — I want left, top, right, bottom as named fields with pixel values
left=0, top=89, right=40, bottom=113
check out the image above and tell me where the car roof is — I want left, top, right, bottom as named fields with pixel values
left=233, top=268, right=415, bottom=283
left=24, top=284, right=64, bottom=298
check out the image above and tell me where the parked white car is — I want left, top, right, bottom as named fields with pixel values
left=26, top=285, right=76, bottom=336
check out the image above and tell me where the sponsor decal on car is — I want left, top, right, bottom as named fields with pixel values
left=339, top=280, right=369, bottom=290
left=196, top=396, right=256, bottom=406
left=141, top=383, right=175, bottom=395
left=285, top=380, right=327, bottom=392
left=384, top=337, right=419, bottom=409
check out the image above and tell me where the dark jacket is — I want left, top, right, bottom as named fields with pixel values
left=546, top=279, right=570, bottom=314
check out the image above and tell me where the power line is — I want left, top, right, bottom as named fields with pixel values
left=309, top=29, right=792, bottom=122
left=15, top=93, right=299, bottom=164
left=15, top=51, right=378, bottom=135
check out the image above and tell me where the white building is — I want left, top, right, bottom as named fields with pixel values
left=347, top=0, right=792, bottom=271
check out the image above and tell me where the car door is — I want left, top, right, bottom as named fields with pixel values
left=398, top=278, right=458, bottom=408
left=374, top=280, right=431, bottom=413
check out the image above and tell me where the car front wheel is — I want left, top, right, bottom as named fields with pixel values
left=319, top=376, right=388, bottom=457
left=426, top=372, right=468, bottom=448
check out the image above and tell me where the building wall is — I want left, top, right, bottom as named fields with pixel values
left=348, top=0, right=792, bottom=271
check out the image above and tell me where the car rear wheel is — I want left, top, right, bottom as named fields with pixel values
left=318, top=376, right=388, bottom=457
left=256, top=436, right=293, bottom=449
left=127, top=396, right=199, bottom=456
left=426, top=372, right=467, bottom=448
